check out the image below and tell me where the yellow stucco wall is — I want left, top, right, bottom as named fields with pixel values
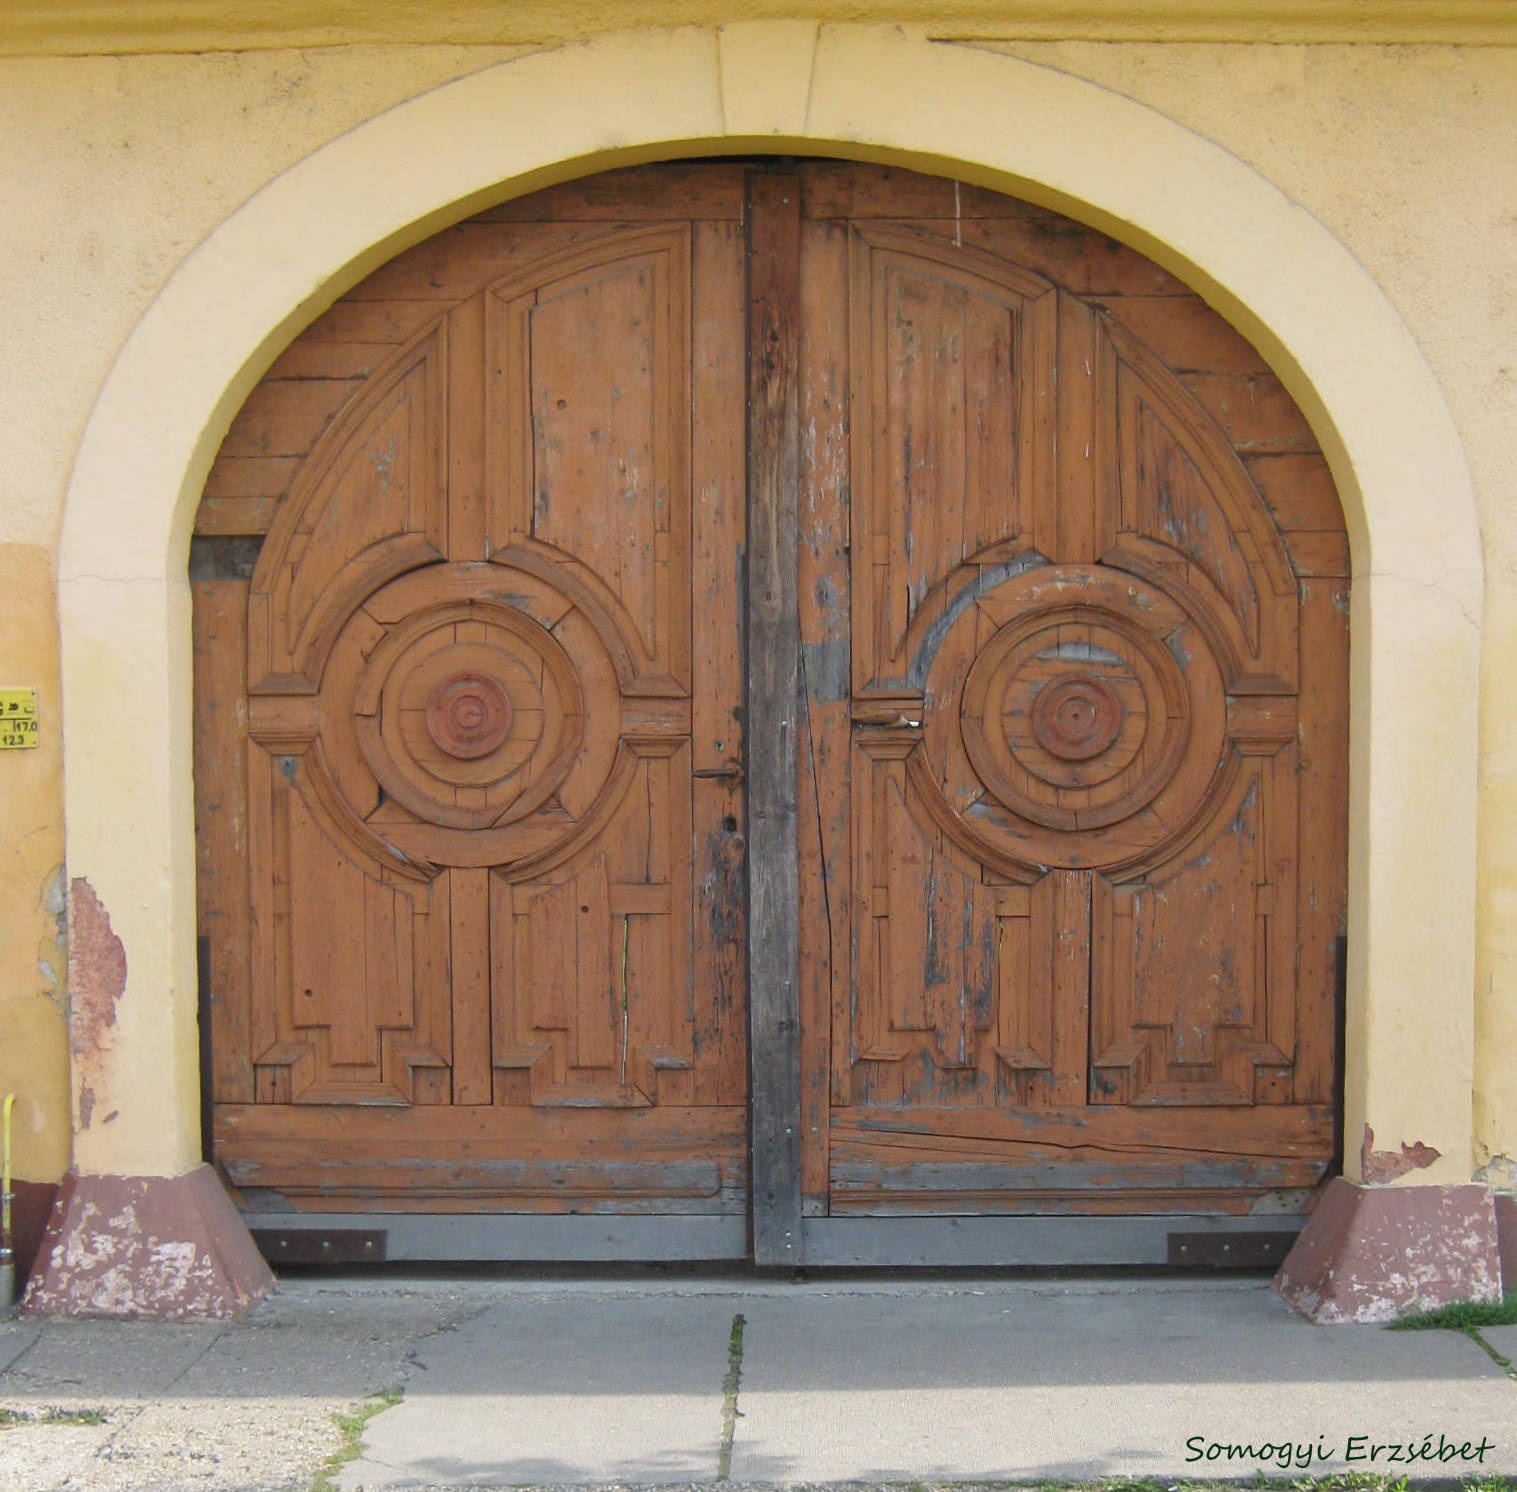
left=1, top=25, right=1512, bottom=1192
left=2, top=0, right=1513, bottom=51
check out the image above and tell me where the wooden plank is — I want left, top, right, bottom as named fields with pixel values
left=227, top=1154, right=727, bottom=1199
left=193, top=495, right=281, bottom=536
left=1284, top=530, right=1351, bottom=578
left=218, top=1100, right=746, bottom=1152
left=831, top=1155, right=1326, bottom=1196
left=473, top=164, right=747, bottom=222
left=446, top=293, right=488, bottom=561
left=202, top=456, right=300, bottom=501
left=959, top=214, right=1191, bottom=296
left=263, top=341, right=387, bottom=381
left=1177, top=372, right=1318, bottom=451
left=746, top=171, right=804, bottom=1268
left=801, top=162, right=1048, bottom=221
left=1294, top=578, right=1350, bottom=1104
left=192, top=579, right=255, bottom=1104
left=832, top=1103, right=1333, bottom=1153
left=1089, top=295, right=1269, bottom=375
left=796, top=209, right=852, bottom=1213
left=1241, top=452, right=1346, bottom=533
left=449, top=868, right=492, bottom=1105
left=215, top=377, right=362, bottom=459
left=690, top=217, right=748, bottom=1109
left=1048, top=870, right=1091, bottom=1105
left=1051, top=292, right=1100, bottom=563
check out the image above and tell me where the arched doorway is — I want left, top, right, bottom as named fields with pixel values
left=190, top=159, right=1348, bottom=1264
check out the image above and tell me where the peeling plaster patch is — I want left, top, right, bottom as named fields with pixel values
left=78, top=1083, right=95, bottom=1129
left=67, top=876, right=125, bottom=1057
left=1360, top=1124, right=1441, bottom=1184
left=1475, top=1153, right=1517, bottom=1191
left=39, top=865, right=68, bottom=1011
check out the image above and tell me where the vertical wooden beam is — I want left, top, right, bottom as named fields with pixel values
left=747, top=172, right=803, bottom=1267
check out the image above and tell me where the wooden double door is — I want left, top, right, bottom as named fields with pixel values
left=193, top=162, right=1347, bottom=1262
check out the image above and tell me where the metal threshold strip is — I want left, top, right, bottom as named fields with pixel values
left=245, top=1212, right=1306, bottom=1267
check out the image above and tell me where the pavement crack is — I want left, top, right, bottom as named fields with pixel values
left=0, top=1328, right=45, bottom=1377
left=716, top=1310, right=746, bottom=1481
left=1468, top=1326, right=1517, bottom=1384
left=93, top=1324, right=227, bottom=1458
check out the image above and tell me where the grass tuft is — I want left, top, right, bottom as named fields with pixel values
left=308, top=1386, right=402, bottom=1492
left=0, top=1405, right=108, bottom=1429
left=1388, top=1294, right=1517, bottom=1331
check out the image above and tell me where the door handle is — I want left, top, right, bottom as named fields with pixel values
left=693, top=762, right=745, bottom=782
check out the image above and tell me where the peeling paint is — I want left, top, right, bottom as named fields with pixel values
left=22, top=1171, right=273, bottom=1321
left=38, top=864, right=68, bottom=1011
left=66, top=878, right=126, bottom=1134
left=1474, top=1152, right=1517, bottom=1190
left=1360, top=1124, right=1442, bottom=1184
left=68, top=877, right=126, bottom=1058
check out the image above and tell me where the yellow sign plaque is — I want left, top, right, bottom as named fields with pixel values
left=0, top=688, right=39, bottom=750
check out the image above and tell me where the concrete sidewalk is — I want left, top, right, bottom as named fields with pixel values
left=1, top=1274, right=1513, bottom=1492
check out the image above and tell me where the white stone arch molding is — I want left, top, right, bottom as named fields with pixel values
left=58, top=23, right=1482, bottom=1195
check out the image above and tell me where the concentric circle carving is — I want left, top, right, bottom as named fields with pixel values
left=311, top=559, right=635, bottom=869
left=916, top=562, right=1228, bottom=871
left=355, top=598, right=585, bottom=832
left=1029, top=674, right=1123, bottom=761
left=426, top=672, right=514, bottom=759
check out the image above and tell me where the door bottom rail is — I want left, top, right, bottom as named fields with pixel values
left=241, top=1212, right=1306, bottom=1267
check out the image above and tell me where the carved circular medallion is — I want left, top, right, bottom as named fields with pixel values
left=312, top=559, right=636, bottom=869
left=426, top=672, right=514, bottom=759
left=1029, top=674, right=1123, bottom=761
left=914, top=561, right=1230, bottom=873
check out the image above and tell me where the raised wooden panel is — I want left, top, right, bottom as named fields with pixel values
left=246, top=751, right=452, bottom=1106
left=994, top=872, right=1090, bottom=1109
left=248, top=329, right=448, bottom=692
left=486, top=229, right=691, bottom=693
left=1107, top=322, right=1298, bottom=691
left=491, top=746, right=696, bottom=1109
left=847, top=224, right=1056, bottom=695
left=851, top=774, right=997, bottom=1089
left=1091, top=748, right=1299, bottom=1107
